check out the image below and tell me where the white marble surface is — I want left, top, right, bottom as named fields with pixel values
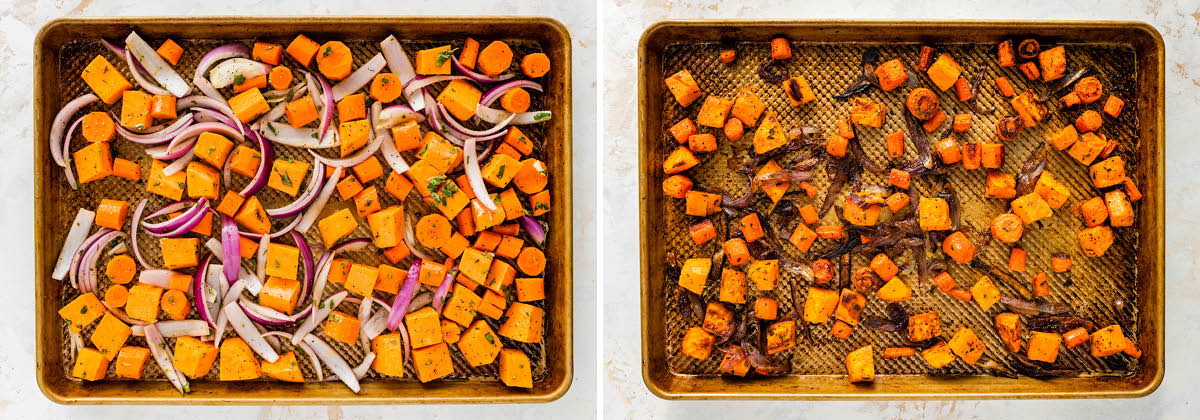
left=601, top=0, right=1200, bottom=419
left=0, top=0, right=596, bottom=419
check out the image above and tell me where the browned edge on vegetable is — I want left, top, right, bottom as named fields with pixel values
left=34, top=15, right=573, bottom=405
left=638, top=19, right=1163, bottom=400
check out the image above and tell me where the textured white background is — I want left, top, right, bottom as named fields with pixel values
left=0, top=0, right=597, bottom=419
left=601, top=0, right=1200, bottom=419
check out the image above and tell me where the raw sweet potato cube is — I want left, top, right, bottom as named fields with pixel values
left=457, top=320, right=502, bottom=366
left=264, top=242, right=299, bottom=280
left=58, top=292, right=105, bottom=332
left=72, top=347, right=110, bottom=381
left=114, top=346, right=150, bottom=379
left=498, top=348, right=533, bottom=388
left=173, top=336, right=218, bottom=378
left=405, top=306, right=444, bottom=348
left=81, top=55, right=131, bottom=104
left=498, top=302, right=544, bottom=343
left=317, top=208, right=358, bottom=249
left=412, top=342, right=454, bottom=382
left=90, top=312, right=131, bottom=359
left=366, top=205, right=403, bottom=248
left=443, top=284, right=482, bottom=327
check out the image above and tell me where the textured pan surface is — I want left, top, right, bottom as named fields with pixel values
left=660, top=41, right=1140, bottom=376
left=639, top=20, right=1164, bottom=400
left=35, top=16, right=572, bottom=404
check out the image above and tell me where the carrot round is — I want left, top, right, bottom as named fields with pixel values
left=315, top=41, right=353, bottom=81
left=415, top=214, right=452, bottom=248
left=520, top=52, right=550, bottom=78
left=882, top=347, right=916, bottom=359
left=946, top=288, right=972, bottom=301
left=268, top=66, right=293, bottom=90
left=990, top=213, right=1024, bottom=243
left=160, top=289, right=190, bottom=320
left=1063, top=327, right=1090, bottom=349
left=476, top=41, right=514, bottom=77
left=499, top=87, right=531, bottom=113
left=723, top=118, right=744, bottom=141
left=369, top=73, right=404, bottom=103
left=104, top=284, right=129, bottom=308
left=105, top=254, right=137, bottom=284
left=81, top=111, right=115, bottom=143
left=516, top=247, right=546, bottom=276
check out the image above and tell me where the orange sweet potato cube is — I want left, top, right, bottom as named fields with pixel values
left=72, top=347, right=110, bottom=381
left=664, top=69, right=702, bottom=107
left=457, top=319, right=502, bottom=366
left=412, top=342, right=454, bottom=382
left=81, top=55, right=131, bottom=104
left=498, top=302, right=544, bottom=343
left=498, top=348, right=533, bottom=388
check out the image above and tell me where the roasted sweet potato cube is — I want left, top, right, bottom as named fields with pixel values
left=1090, top=324, right=1128, bottom=357
left=1034, top=171, right=1070, bottom=209
left=908, top=311, right=942, bottom=342
left=701, top=302, right=734, bottom=336
left=845, top=345, right=875, bottom=383
left=765, top=320, right=796, bottom=354
left=948, top=327, right=986, bottom=365
left=803, top=287, right=839, bottom=324
left=730, top=86, right=766, bottom=126
left=681, top=326, right=715, bottom=360
left=995, top=312, right=1024, bottom=353
left=835, top=288, right=867, bottom=326
left=664, top=70, right=702, bottom=107
left=718, top=268, right=747, bottom=304
left=921, top=341, right=956, bottom=368
left=696, top=95, right=734, bottom=128
left=971, top=276, right=1001, bottom=311
left=1027, top=331, right=1062, bottom=363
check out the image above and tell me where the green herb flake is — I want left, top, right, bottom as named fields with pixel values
left=496, top=165, right=506, bottom=179
left=485, top=333, right=495, bottom=344
left=323, top=46, right=333, bottom=58
left=535, top=203, right=550, bottom=211
left=533, top=112, right=551, bottom=121
left=435, top=48, right=459, bottom=67
left=80, top=306, right=88, bottom=314
left=233, top=74, right=246, bottom=85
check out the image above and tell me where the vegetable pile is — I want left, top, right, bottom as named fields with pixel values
left=662, top=37, right=1142, bottom=383
left=52, top=31, right=554, bottom=393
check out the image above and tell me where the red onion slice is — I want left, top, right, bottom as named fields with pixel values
left=266, top=161, right=325, bottom=218
left=386, top=259, right=422, bottom=330
left=223, top=301, right=280, bottom=362
left=124, top=48, right=171, bottom=96
left=450, top=55, right=516, bottom=84
left=68, top=229, right=107, bottom=290
left=177, top=95, right=244, bottom=137
left=114, top=113, right=195, bottom=145
left=520, top=216, right=548, bottom=245
left=264, top=83, right=307, bottom=104
left=292, top=231, right=316, bottom=305
left=380, top=35, right=423, bottom=111
left=302, top=334, right=361, bottom=393
left=125, top=31, right=190, bottom=97
left=144, top=324, right=190, bottom=394
left=401, top=75, right=470, bottom=101
left=238, top=127, right=275, bottom=197
left=213, top=279, right=246, bottom=348
left=331, top=53, right=386, bottom=101
left=78, top=230, right=124, bottom=294
left=475, top=105, right=552, bottom=126
left=52, top=208, right=95, bottom=281
left=208, top=58, right=271, bottom=89
left=238, top=298, right=312, bottom=326
left=260, top=121, right=339, bottom=149
left=141, top=200, right=200, bottom=232
left=145, top=200, right=209, bottom=238
left=132, top=320, right=211, bottom=338
left=464, top=138, right=497, bottom=210
left=191, top=255, right=214, bottom=325
left=193, top=43, right=250, bottom=82
left=370, top=102, right=410, bottom=175
left=376, top=104, right=426, bottom=130
left=50, top=93, right=97, bottom=166
left=296, top=166, right=341, bottom=233
left=439, top=103, right=514, bottom=138
left=138, top=269, right=178, bottom=289
left=432, top=266, right=458, bottom=313
left=255, top=234, right=269, bottom=288
left=309, top=239, right=370, bottom=320
left=145, top=138, right=196, bottom=161
left=220, top=215, right=240, bottom=284
left=130, top=199, right=153, bottom=269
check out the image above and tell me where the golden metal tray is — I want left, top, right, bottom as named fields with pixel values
left=34, top=16, right=572, bottom=404
left=639, top=20, right=1163, bottom=399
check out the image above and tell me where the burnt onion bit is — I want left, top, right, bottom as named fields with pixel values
left=759, top=60, right=788, bottom=84
left=1017, top=39, right=1040, bottom=60
left=996, top=115, right=1024, bottom=140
